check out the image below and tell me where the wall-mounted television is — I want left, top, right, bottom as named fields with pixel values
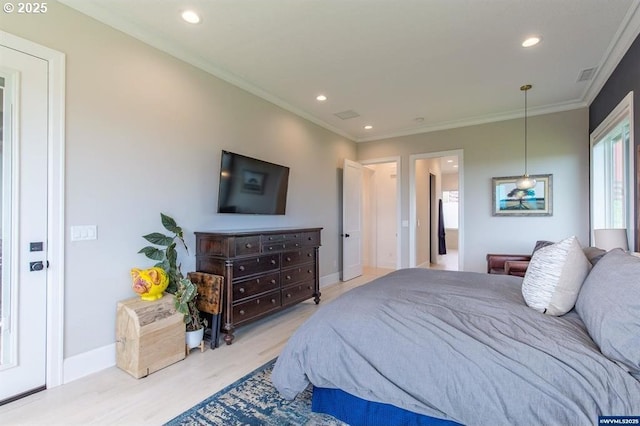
left=217, top=150, right=290, bottom=215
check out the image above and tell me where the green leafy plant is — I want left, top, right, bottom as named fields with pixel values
left=138, top=213, right=206, bottom=331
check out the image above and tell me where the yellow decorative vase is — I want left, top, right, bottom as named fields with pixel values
left=130, top=267, right=169, bottom=301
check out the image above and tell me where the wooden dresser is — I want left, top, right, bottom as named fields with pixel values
left=195, top=227, right=322, bottom=344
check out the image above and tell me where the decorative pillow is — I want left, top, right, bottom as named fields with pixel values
left=582, top=246, right=606, bottom=266
left=532, top=240, right=554, bottom=254
left=521, top=236, right=591, bottom=316
left=575, top=249, right=640, bottom=377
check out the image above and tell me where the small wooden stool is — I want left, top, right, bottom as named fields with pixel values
left=187, top=272, right=224, bottom=349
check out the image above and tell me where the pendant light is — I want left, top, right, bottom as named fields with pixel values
left=515, top=84, right=537, bottom=190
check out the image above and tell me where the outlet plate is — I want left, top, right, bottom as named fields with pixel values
left=70, top=225, right=97, bottom=241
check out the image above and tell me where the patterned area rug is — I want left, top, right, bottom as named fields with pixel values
left=165, top=358, right=347, bottom=425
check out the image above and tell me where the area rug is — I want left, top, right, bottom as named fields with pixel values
left=165, top=358, right=347, bottom=425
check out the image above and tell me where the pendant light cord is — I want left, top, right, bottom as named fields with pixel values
left=524, top=87, right=528, bottom=175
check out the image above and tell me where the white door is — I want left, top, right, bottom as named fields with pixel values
left=342, top=159, right=363, bottom=281
left=0, top=46, right=49, bottom=402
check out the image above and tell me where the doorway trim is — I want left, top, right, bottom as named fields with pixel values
left=409, top=149, right=464, bottom=269
left=1, top=31, right=66, bottom=389
left=361, top=156, right=402, bottom=270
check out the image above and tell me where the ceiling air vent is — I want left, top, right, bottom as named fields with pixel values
left=577, top=67, right=598, bottom=82
left=334, top=110, right=360, bottom=120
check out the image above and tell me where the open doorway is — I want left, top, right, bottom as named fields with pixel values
left=410, top=150, right=463, bottom=270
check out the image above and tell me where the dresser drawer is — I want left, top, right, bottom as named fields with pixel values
left=281, top=282, right=315, bottom=307
left=282, top=247, right=315, bottom=267
left=262, top=234, right=285, bottom=243
left=281, top=266, right=316, bottom=286
left=235, top=236, right=260, bottom=256
left=262, top=242, right=285, bottom=253
left=233, top=254, right=279, bottom=279
left=233, top=272, right=280, bottom=300
left=301, top=231, right=321, bottom=247
left=233, top=291, right=281, bottom=325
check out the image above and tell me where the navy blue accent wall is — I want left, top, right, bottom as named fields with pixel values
left=589, top=33, right=640, bottom=251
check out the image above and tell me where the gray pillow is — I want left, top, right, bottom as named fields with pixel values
left=521, top=236, right=591, bottom=316
left=575, top=249, right=640, bottom=377
left=582, top=246, right=606, bottom=265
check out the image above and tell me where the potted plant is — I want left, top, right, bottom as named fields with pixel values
left=138, top=213, right=207, bottom=347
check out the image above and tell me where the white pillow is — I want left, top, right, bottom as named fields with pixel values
left=521, top=236, right=591, bottom=316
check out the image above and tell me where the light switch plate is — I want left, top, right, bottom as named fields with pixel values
left=71, top=225, right=98, bottom=241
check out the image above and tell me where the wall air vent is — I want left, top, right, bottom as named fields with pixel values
left=577, top=67, right=598, bottom=82
left=334, top=110, right=360, bottom=120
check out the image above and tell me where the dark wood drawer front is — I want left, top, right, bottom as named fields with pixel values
left=282, top=247, right=315, bottom=267
left=196, top=257, right=225, bottom=275
left=233, top=273, right=280, bottom=300
left=263, top=234, right=285, bottom=243
left=233, top=254, right=279, bottom=279
left=263, top=242, right=285, bottom=253
left=197, top=236, right=226, bottom=256
left=281, top=266, right=315, bottom=286
left=235, top=236, right=261, bottom=256
left=281, top=282, right=315, bottom=307
left=301, top=231, right=321, bottom=247
left=233, top=292, right=281, bottom=324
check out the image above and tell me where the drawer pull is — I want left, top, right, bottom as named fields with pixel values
left=271, top=279, right=276, bottom=284
left=271, top=259, right=276, bottom=265
left=239, top=310, right=245, bottom=315
left=307, top=253, right=312, bottom=257
left=239, top=265, right=245, bottom=272
left=271, top=298, right=277, bottom=304
left=286, top=293, right=292, bottom=298
left=239, top=287, right=245, bottom=293
left=307, top=236, right=313, bottom=241
left=269, top=246, right=274, bottom=250
left=308, top=285, right=312, bottom=290
left=286, top=275, right=291, bottom=280
left=295, top=243, right=300, bottom=247
left=308, top=270, right=312, bottom=274
left=286, top=256, right=292, bottom=262
left=245, top=243, right=252, bottom=249
left=256, top=299, right=260, bottom=304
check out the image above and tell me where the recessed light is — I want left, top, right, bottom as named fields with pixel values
left=316, top=95, right=327, bottom=102
left=522, top=36, right=541, bottom=48
left=453, top=165, right=458, bottom=168
left=364, top=125, right=373, bottom=130
left=447, top=160, right=453, bottom=163
left=182, top=10, right=201, bottom=24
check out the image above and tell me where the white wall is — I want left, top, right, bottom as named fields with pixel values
left=357, top=108, right=590, bottom=272
left=0, top=3, right=356, bottom=362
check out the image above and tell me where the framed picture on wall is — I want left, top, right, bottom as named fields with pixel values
left=492, top=174, right=553, bottom=216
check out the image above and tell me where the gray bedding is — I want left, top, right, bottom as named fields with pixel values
left=272, top=268, right=640, bottom=426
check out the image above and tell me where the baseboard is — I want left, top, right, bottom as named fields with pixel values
left=62, top=273, right=340, bottom=384
left=319, top=272, right=340, bottom=288
left=63, top=343, right=115, bottom=384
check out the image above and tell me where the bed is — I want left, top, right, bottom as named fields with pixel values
left=272, top=246, right=640, bottom=426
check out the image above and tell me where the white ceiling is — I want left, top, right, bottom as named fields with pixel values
left=60, top=0, right=640, bottom=142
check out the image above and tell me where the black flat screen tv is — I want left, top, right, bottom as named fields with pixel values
left=217, top=150, right=290, bottom=215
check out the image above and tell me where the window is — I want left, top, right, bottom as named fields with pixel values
left=442, top=190, right=459, bottom=229
left=590, top=92, right=634, bottom=247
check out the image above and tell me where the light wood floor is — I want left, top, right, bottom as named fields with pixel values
left=0, top=268, right=392, bottom=425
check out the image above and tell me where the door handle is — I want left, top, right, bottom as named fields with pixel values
left=29, top=261, right=48, bottom=272
left=344, top=233, right=350, bottom=238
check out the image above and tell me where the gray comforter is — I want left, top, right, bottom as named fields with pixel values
left=272, top=268, right=640, bottom=426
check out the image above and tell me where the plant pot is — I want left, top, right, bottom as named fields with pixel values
left=186, top=327, right=204, bottom=350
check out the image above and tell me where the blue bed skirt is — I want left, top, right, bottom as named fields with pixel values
left=311, top=386, right=463, bottom=426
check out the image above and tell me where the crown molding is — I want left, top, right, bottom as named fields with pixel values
left=582, top=0, right=640, bottom=105
left=356, top=101, right=587, bottom=143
